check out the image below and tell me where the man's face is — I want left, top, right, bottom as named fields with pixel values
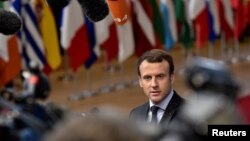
left=138, top=60, right=174, bottom=105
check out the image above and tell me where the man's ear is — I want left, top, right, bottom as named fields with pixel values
left=170, top=73, right=175, bottom=84
left=138, top=76, right=143, bottom=87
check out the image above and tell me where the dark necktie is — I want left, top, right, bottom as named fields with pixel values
left=151, top=106, right=159, bottom=123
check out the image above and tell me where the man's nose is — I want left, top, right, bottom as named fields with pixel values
left=150, top=77, right=158, bottom=87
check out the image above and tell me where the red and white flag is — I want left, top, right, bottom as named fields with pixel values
left=131, top=0, right=156, bottom=57
left=116, top=0, right=134, bottom=63
left=0, top=35, right=21, bottom=87
left=217, top=0, right=234, bottom=40
left=189, top=0, right=209, bottom=48
left=60, top=0, right=91, bottom=72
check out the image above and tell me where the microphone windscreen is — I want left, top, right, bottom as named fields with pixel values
left=77, top=0, right=109, bottom=22
left=106, top=0, right=129, bottom=25
left=0, top=10, right=22, bottom=35
left=45, top=0, right=70, bottom=8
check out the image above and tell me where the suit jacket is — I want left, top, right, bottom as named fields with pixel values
left=129, top=91, right=184, bottom=125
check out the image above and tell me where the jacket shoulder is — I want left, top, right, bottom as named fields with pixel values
left=129, top=102, right=149, bottom=119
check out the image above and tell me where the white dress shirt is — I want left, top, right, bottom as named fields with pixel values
left=148, top=90, right=174, bottom=124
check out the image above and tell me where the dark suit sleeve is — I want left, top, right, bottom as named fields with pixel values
left=129, top=108, right=137, bottom=119
left=129, top=102, right=149, bottom=123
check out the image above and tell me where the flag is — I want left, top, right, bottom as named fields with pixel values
left=94, top=13, right=118, bottom=63
left=116, top=0, right=134, bottom=63
left=84, top=16, right=97, bottom=69
left=244, top=0, right=250, bottom=36
left=117, top=20, right=135, bottom=63
left=189, top=0, right=209, bottom=48
left=94, top=14, right=114, bottom=59
left=131, top=0, right=155, bottom=57
left=160, top=0, right=177, bottom=50
left=0, top=35, right=21, bottom=87
left=11, top=0, right=46, bottom=70
left=100, top=22, right=119, bottom=62
left=34, top=0, right=62, bottom=71
left=46, top=1, right=66, bottom=57
left=207, top=0, right=220, bottom=43
left=174, top=0, right=193, bottom=49
left=60, top=0, right=91, bottom=72
left=148, top=0, right=165, bottom=49
left=245, top=0, right=250, bottom=25
left=217, top=0, right=234, bottom=40
left=231, top=0, right=247, bottom=39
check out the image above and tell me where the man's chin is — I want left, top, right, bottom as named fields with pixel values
left=151, top=97, right=161, bottom=104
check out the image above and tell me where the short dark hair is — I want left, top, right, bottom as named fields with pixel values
left=136, top=49, right=174, bottom=76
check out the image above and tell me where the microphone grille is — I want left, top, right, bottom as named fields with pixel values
left=0, top=10, right=22, bottom=35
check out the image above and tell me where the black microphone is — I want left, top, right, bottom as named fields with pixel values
left=45, top=0, right=70, bottom=8
left=0, top=10, right=22, bottom=35
left=77, top=0, right=109, bottom=22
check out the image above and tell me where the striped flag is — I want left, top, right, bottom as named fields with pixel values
left=60, top=0, right=91, bottom=72
left=160, top=0, right=177, bottom=50
left=174, top=0, right=193, bottom=49
left=148, top=0, right=165, bottom=49
left=11, top=0, right=46, bottom=70
left=131, top=0, right=155, bottom=57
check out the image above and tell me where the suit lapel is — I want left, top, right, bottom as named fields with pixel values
left=160, top=91, right=183, bottom=124
left=138, top=102, right=150, bottom=120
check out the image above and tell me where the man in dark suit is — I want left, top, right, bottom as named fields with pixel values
left=130, top=49, right=184, bottom=125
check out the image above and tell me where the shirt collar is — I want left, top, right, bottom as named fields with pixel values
left=149, top=89, right=174, bottom=110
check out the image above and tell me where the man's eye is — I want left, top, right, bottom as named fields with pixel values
left=143, top=76, right=151, bottom=81
left=157, top=74, right=165, bottom=80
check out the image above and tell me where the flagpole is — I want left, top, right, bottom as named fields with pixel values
left=247, top=39, right=250, bottom=61
left=58, top=53, right=74, bottom=82
left=130, top=60, right=139, bottom=86
left=177, top=44, right=191, bottom=76
left=231, top=38, right=241, bottom=64
left=208, top=42, right=214, bottom=59
left=225, top=38, right=235, bottom=64
left=78, top=69, right=97, bottom=99
left=114, top=62, right=129, bottom=90
left=220, top=32, right=226, bottom=62
left=68, top=73, right=80, bottom=101
left=99, top=50, right=113, bottom=93
left=195, top=46, right=201, bottom=57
